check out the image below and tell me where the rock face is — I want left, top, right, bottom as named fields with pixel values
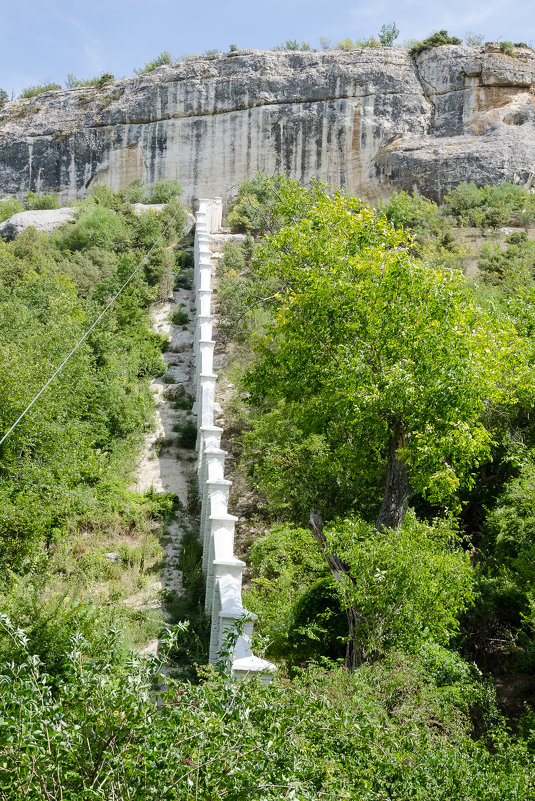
left=0, top=43, right=534, bottom=205
left=0, top=207, right=75, bottom=239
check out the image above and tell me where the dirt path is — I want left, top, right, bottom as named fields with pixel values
left=132, top=281, right=197, bottom=651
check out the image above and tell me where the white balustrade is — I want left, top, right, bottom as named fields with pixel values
left=191, top=199, right=275, bottom=683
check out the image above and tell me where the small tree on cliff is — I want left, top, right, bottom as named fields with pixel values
left=244, top=180, right=530, bottom=531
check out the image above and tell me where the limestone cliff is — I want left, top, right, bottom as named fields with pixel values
left=0, top=43, right=534, bottom=206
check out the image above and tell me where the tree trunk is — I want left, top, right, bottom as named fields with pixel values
left=309, top=509, right=364, bottom=670
left=376, top=429, right=412, bottom=532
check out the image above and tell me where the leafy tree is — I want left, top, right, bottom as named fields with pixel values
left=0, top=89, right=7, bottom=108
left=324, top=511, right=474, bottom=664
left=379, top=22, right=400, bottom=46
left=144, top=178, right=183, bottom=204
left=244, top=179, right=529, bottom=532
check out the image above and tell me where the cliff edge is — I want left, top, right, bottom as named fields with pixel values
left=0, top=43, right=534, bottom=205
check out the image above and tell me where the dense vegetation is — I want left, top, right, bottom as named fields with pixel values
left=2, top=174, right=535, bottom=796
left=0, top=181, right=187, bottom=658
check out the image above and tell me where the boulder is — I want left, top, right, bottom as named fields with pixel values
left=0, top=207, right=75, bottom=239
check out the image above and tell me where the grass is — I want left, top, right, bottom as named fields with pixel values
left=170, top=305, right=189, bottom=325
left=173, top=418, right=197, bottom=449
left=167, top=385, right=194, bottom=411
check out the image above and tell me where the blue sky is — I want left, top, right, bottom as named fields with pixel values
left=2, top=0, right=533, bottom=97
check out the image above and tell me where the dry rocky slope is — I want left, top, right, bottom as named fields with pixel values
left=1, top=43, right=534, bottom=205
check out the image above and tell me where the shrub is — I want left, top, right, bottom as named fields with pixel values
left=60, top=203, right=132, bottom=251
left=409, top=30, right=462, bottom=57
left=20, top=82, right=62, bottom=98
left=273, top=39, right=311, bottom=51
left=134, top=50, right=172, bottom=75
left=144, top=179, right=183, bottom=204
left=221, top=240, right=245, bottom=272
left=65, top=72, right=114, bottom=89
left=174, top=418, right=197, bottom=449
left=0, top=196, right=23, bottom=222
left=0, top=89, right=8, bottom=108
left=174, top=266, right=193, bottom=289
left=170, top=304, right=188, bottom=325
left=500, top=41, right=516, bottom=57
left=24, top=191, right=60, bottom=210
left=464, top=32, right=485, bottom=46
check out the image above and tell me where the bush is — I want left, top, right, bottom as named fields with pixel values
left=379, top=22, right=399, bottom=46
left=500, top=41, right=515, bottom=57
left=174, top=418, right=197, bottom=448
left=0, top=89, right=8, bottom=108
left=20, top=82, right=62, bottom=98
left=144, top=179, right=183, bottom=204
left=3, top=617, right=532, bottom=799
left=170, top=304, right=189, bottom=325
left=273, top=40, right=311, bottom=51
left=24, top=191, right=60, bottom=210
left=65, top=72, right=114, bottom=89
left=0, top=196, right=23, bottom=222
left=409, top=30, right=462, bottom=57
left=135, top=51, right=173, bottom=74
left=60, top=202, right=132, bottom=251
left=288, top=577, right=347, bottom=663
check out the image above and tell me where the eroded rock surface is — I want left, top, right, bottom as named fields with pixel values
left=0, top=43, right=534, bottom=204
left=0, top=207, right=75, bottom=239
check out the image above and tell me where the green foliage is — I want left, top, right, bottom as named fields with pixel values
left=174, top=418, right=197, bottom=449
left=377, top=190, right=465, bottom=268
left=225, top=172, right=283, bottom=234
left=1, top=613, right=533, bottom=799
left=445, top=181, right=535, bottom=228
left=0, top=197, right=23, bottom=222
left=379, top=22, right=400, bottom=46
left=221, top=240, right=246, bottom=272
left=273, top=39, right=311, bottom=51
left=327, top=512, right=475, bottom=657
left=0, top=184, right=187, bottom=572
left=409, top=30, right=462, bottom=57
left=144, top=179, right=183, bottom=204
left=135, top=50, right=173, bottom=74
left=20, top=82, right=62, bottom=98
left=244, top=523, right=330, bottom=659
left=243, top=178, right=529, bottom=519
left=60, top=201, right=132, bottom=251
left=500, top=41, right=516, bottom=57
left=24, top=190, right=60, bottom=210
left=65, top=72, right=114, bottom=89
left=0, top=89, right=8, bottom=108
left=170, top=304, right=189, bottom=325
left=337, top=37, right=356, bottom=51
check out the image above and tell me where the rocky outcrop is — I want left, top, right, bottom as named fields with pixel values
left=0, top=207, right=75, bottom=239
left=0, top=43, right=534, bottom=205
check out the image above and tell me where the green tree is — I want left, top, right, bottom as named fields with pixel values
left=244, top=180, right=529, bottom=530
left=379, top=22, right=399, bottom=46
